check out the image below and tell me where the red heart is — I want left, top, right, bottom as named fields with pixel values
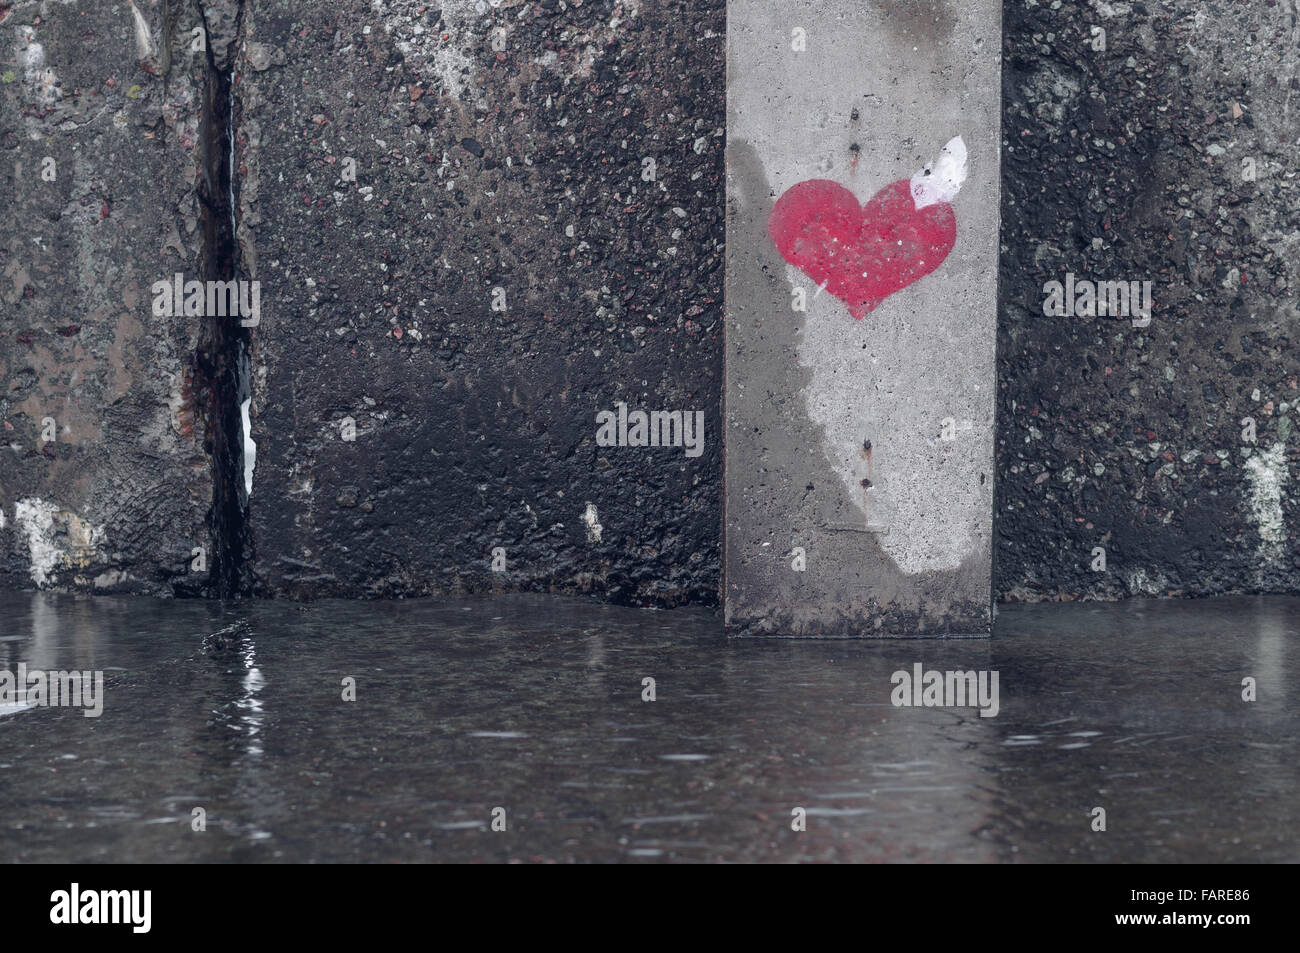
left=768, top=178, right=956, bottom=319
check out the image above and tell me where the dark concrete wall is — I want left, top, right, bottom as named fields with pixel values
left=235, top=0, right=723, bottom=604
left=997, top=0, right=1300, bottom=600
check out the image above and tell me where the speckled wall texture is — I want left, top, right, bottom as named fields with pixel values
left=997, top=0, right=1300, bottom=600
left=233, top=0, right=723, bottom=603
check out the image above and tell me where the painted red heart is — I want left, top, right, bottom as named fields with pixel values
left=768, top=178, right=956, bottom=319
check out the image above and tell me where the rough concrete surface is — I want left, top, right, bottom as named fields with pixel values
left=234, top=0, right=723, bottom=604
left=725, top=0, right=1001, bottom=635
left=997, top=0, right=1300, bottom=601
left=1, top=0, right=217, bottom=596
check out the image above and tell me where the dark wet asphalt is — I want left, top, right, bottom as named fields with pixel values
left=0, top=592, right=1295, bottom=863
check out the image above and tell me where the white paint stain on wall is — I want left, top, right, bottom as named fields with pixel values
left=13, top=499, right=105, bottom=587
left=241, top=398, right=256, bottom=496
left=1123, top=567, right=1170, bottom=596
left=910, top=137, right=967, bottom=210
left=127, top=0, right=157, bottom=63
left=1243, top=443, right=1289, bottom=568
left=369, top=0, right=639, bottom=105
left=582, top=502, right=602, bottom=543
left=1091, top=1, right=1133, bottom=18
left=16, top=25, right=61, bottom=107
left=371, top=0, right=481, bottom=102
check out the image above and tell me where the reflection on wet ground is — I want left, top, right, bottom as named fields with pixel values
left=0, top=592, right=1295, bottom=862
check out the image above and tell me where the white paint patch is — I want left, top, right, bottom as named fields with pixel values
left=372, top=0, right=638, bottom=101
left=1244, top=443, right=1289, bottom=567
left=128, top=0, right=158, bottom=62
left=13, top=499, right=105, bottom=587
left=15, top=499, right=64, bottom=586
left=910, top=136, right=967, bottom=210
left=241, top=398, right=256, bottom=497
left=371, top=0, right=481, bottom=102
left=17, top=26, right=60, bottom=106
left=163, top=369, right=186, bottom=443
left=1123, top=567, right=1169, bottom=596
left=582, top=503, right=602, bottom=543
left=94, top=569, right=129, bottom=590
left=1092, top=1, right=1133, bottom=18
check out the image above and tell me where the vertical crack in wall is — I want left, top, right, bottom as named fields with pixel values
left=193, top=0, right=251, bottom=597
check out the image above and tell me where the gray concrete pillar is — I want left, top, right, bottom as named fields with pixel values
left=725, top=0, right=1001, bottom=636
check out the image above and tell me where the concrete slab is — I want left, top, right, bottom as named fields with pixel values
left=0, top=1, right=215, bottom=595
left=233, top=1, right=723, bottom=603
left=724, top=0, right=1000, bottom=635
left=997, top=0, right=1300, bottom=602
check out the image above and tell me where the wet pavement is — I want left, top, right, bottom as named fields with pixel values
left=0, top=592, right=1295, bottom=863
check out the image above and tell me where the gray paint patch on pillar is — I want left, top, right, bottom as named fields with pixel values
left=724, top=0, right=1000, bottom=636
